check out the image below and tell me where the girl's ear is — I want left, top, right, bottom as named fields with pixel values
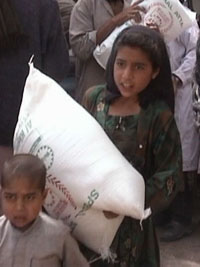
left=152, top=68, right=160, bottom=79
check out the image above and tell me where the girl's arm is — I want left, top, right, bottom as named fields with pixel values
left=145, top=112, right=183, bottom=214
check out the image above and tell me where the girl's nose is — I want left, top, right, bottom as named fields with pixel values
left=122, top=66, right=133, bottom=79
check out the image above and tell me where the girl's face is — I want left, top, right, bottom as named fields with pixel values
left=114, top=46, right=159, bottom=100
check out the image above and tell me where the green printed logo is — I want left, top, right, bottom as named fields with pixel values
left=75, top=189, right=99, bottom=218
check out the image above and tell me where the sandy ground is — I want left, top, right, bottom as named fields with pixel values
left=158, top=192, right=200, bottom=267
left=158, top=223, right=200, bottom=267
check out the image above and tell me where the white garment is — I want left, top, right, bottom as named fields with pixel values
left=167, top=22, right=200, bottom=171
left=0, top=212, right=89, bottom=267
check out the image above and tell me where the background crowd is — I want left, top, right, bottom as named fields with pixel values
left=0, top=0, right=200, bottom=266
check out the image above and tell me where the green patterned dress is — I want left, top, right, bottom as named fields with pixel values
left=81, top=85, right=182, bottom=267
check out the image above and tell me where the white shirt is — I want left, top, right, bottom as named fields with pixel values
left=0, top=212, right=89, bottom=267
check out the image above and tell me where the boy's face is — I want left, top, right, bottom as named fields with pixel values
left=1, top=176, right=47, bottom=231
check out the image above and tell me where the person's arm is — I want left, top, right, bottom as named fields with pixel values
left=96, top=0, right=145, bottom=44
left=172, top=25, right=199, bottom=88
left=69, top=0, right=145, bottom=61
left=145, top=111, right=183, bottom=214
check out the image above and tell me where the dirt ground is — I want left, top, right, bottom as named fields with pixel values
left=158, top=223, right=200, bottom=267
left=158, top=184, right=200, bottom=267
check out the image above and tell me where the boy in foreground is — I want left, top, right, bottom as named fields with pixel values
left=0, top=153, right=89, bottom=267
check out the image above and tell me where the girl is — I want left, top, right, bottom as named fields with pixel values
left=82, top=25, right=182, bottom=266
left=69, top=0, right=145, bottom=102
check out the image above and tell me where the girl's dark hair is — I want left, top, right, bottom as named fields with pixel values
left=1, top=154, right=47, bottom=191
left=195, top=35, right=200, bottom=87
left=105, top=25, right=174, bottom=112
left=0, top=0, right=27, bottom=52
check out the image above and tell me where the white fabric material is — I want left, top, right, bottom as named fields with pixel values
left=93, top=0, right=196, bottom=69
left=166, top=24, right=200, bottom=172
left=94, top=20, right=133, bottom=69
left=14, top=64, right=151, bottom=256
left=142, top=0, right=196, bottom=41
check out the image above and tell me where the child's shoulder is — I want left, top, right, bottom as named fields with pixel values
left=82, top=84, right=106, bottom=110
left=149, top=100, right=173, bottom=117
left=85, top=84, right=105, bottom=100
left=40, top=212, right=70, bottom=235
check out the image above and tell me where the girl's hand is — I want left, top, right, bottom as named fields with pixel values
left=103, top=210, right=119, bottom=219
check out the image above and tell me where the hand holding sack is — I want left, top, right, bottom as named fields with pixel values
left=93, top=0, right=196, bottom=69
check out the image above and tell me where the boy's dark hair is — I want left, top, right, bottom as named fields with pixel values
left=105, top=25, right=174, bottom=112
left=1, top=154, right=46, bottom=191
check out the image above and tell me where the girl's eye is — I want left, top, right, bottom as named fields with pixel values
left=116, top=60, right=125, bottom=68
left=135, top=64, right=145, bottom=70
left=4, top=194, right=16, bottom=200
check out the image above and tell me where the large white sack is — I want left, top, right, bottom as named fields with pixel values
left=93, top=0, right=196, bottom=69
left=14, top=64, right=151, bottom=257
left=142, top=0, right=196, bottom=41
left=93, top=20, right=133, bottom=69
